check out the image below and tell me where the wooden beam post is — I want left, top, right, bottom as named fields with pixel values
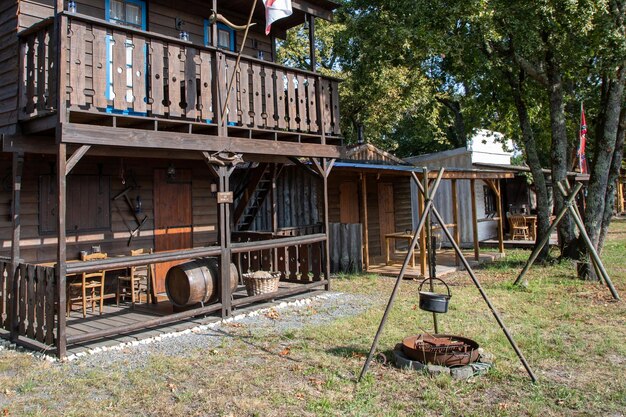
left=489, top=180, right=505, bottom=255
left=9, top=153, right=24, bottom=342
left=308, top=14, right=316, bottom=72
left=218, top=165, right=233, bottom=317
left=56, top=143, right=67, bottom=358
left=323, top=158, right=332, bottom=290
left=451, top=179, right=460, bottom=266
left=361, top=173, right=369, bottom=271
left=418, top=175, right=426, bottom=277
left=470, top=179, right=480, bottom=261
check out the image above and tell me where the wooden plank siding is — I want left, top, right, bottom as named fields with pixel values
left=0, top=2, right=19, bottom=134
left=243, top=165, right=322, bottom=232
left=0, top=154, right=218, bottom=263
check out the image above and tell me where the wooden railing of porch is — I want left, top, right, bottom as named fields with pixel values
left=18, top=13, right=341, bottom=141
left=0, top=260, right=57, bottom=346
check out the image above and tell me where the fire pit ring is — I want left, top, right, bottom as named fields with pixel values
left=401, top=334, right=480, bottom=367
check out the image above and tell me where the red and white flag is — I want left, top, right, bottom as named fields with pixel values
left=578, top=103, right=588, bottom=174
left=263, top=0, right=293, bottom=35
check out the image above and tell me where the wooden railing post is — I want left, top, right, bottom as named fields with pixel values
left=9, top=153, right=24, bottom=342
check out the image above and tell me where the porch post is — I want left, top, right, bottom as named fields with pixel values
left=361, top=174, right=369, bottom=271
left=470, top=179, right=480, bottom=261
left=323, top=159, right=332, bottom=290
left=308, top=13, right=316, bottom=72
left=417, top=174, right=427, bottom=276
left=56, top=143, right=67, bottom=358
left=217, top=165, right=233, bottom=317
left=451, top=179, right=460, bottom=266
left=9, top=153, right=24, bottom=342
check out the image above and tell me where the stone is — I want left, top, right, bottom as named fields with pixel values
left=479, top=352, right=495, bottom=364
left=450, top=366, right=474, bottom=380
left=426, top=364, right=450, bottom=376
left=392, top=347, right=425, bottom=371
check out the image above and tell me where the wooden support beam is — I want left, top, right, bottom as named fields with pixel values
left=9, top=153, right=24, bottom=342
left=361, top=174, right=369, bottom=271
left=322, top=158, right=331, bottom=290
left=451, top=179, right=460, bottom=266
left=56, top=143, right=67, bottom=358
left=418, top=179, right=426, bottom=277
left=61, top=124, right=343, bottom=158
left=486, top=179, right=505, bottom=255
left=65, top=145, right=91, bottom=175
left=218, top=165, right=233, bottom=317
left=470, top=179, right=480, bottom=261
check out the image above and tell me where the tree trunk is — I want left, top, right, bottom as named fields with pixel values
left=546, top=55, right=577, bottom=258
left=581, top=68, right=625, bottom=280
left=597, top=102, right=626, bottom=253
left=438, top=98, right=466, bottom=148
left=507, top=70, right=551, bottom=260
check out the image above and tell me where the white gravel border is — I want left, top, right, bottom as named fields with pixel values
left=0, top=292, right=342, bottom=363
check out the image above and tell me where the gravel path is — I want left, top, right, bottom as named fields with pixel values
left=1, top=291, right=378, bottom=372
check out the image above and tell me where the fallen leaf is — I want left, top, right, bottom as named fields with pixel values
left=295, top=392, right=305, bottom=400
left=412, top=304, right=418, bottom=310
left=3, top=408, right=9, bottom=416
left=308, top=377, right=324, bottom=387
left=265, top=309, right=280, bottom=320
left=279, top=347, right=291, bottom=356
left=226, top=322, right=245, bottom=328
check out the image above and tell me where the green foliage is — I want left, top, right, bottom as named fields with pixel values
left=276, top=0, right=624, bottom=164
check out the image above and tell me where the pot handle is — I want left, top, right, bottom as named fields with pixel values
left=418, top=277, right=451, bottom=298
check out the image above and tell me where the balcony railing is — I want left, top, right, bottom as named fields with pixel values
left=18, top=14, right=341, bottom=141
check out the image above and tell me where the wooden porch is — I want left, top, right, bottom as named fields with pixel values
left=368, top=249, right=504, bottom=279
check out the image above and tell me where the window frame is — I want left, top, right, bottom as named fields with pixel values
left=204, top=20, right=236, bottom=51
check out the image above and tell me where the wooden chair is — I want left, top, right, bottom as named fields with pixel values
left=67, top=252, right=108, bottom=318
left=116, top=248, right=153, bottom=306
left=509, top=215, right=530, bottom=240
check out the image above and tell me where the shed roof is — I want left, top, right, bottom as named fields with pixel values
left=333, top=162, right=515, bottom=180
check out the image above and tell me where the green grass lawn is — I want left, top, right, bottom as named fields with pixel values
left=1, top=221, right=625, bottom=416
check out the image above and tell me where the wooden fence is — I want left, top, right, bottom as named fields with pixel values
left=329, top=223, right=363, bottom=273
left=0, top=260, right=57, bottom=346
left=232, top=234, right=325, bottom=282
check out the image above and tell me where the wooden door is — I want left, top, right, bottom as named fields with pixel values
left=153, top=169, right=192, bottom=294
left=339, top=181, right=359, bottom=223
left=378, top=183, right=395, bottom=256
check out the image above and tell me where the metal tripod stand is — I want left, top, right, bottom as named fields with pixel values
left=358, top=168, right=537, bottom=383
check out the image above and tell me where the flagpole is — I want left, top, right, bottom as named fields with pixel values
left=579, top=102, right=583, bottom=173
left=221, top=0, right=258, bottom=127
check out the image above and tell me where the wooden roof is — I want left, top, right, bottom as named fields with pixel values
left=343, top=144, right=408, bottom=165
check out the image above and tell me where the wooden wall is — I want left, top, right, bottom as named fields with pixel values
left=0, top=1, right=18, bottom=134
left=327, top=170, right=416, bottom=261
left=244, top=165, right=322, bottom=231
left=0, top=153, right=219, bottom=263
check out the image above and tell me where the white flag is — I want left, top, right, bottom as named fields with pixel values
left=263, top=0, right=293, bottom=35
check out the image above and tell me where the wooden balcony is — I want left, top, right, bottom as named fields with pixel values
left=17, top=13, right=342, bottom=154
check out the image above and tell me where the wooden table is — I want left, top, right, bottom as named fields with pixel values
left=385, top=232, right=417, bottom=267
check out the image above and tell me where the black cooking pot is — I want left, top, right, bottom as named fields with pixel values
left=418, top=277, right=451, bottom=313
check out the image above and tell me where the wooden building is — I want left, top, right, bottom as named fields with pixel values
left=241, top=144, right=514, bottom=276
left=1, top=0, right=341, bottom=358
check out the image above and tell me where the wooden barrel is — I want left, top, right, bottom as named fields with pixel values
left=165, top=258, right=239, bottom=307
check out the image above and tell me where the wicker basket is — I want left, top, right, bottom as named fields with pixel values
left=242, top=271, right=281, bottom=296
